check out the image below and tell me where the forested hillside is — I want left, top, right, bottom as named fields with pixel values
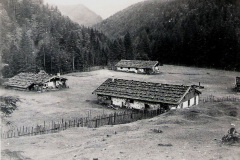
left=0, top=0, right=111, bottom=78
left=1, top=0, right=240, bottom=78
left=57, top=4, right=102, bottom=27
left=95, top=0, right=240, bottom=70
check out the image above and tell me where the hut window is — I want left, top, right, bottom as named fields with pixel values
left=120, top=67, right=123, bottom=69
left=128, top=67, right=130, bottom=70
left=188, top=100, right=190, bottom=106
left=130, top=99, right=134, bottom=103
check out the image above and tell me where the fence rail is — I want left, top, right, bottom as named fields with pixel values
left=1, top=109, right=164, bottom=139
left=201, top=95, right=240, bottom=102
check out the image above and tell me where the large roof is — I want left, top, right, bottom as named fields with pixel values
left=93, top=78, right=201, bottom=105
left=115, top=60, right=159, bottom=69
left=4, top=70, right=55, bottom=89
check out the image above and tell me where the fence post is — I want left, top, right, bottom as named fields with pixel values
left=44, top=121, right=46, bottom=133
left=81, top=118, right=84, bottom=127
left=99, top=116, right=101, bottom=127
left=52, top=121, right=54, bottom=132
left=86, top=118, right=88, bottom=127
left=108, top=115, right=111, bottom=125
left=95, top=118, right=98, bottom=128
left=114, top=113, right=117, bottom=124
left=77, top=119, right=80, bottom=127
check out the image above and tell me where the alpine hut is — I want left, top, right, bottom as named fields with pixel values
left=93, top=78, right=201, bottom=111
left=115, top=60, right=160, bottom=74
left=3, top=70, right=68, bottom=91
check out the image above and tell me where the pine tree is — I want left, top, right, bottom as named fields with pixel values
left=124, top=32, right=134, bottom=60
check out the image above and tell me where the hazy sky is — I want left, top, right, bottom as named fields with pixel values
left=44, top=0, right=146, bottom=19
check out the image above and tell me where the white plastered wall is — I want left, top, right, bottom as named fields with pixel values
left=190, top=97, right=195, bottom=106
left=117, top=67, right=145, bottom=73
left=46, top=81, right=55, bottom=88
left=138, top=69, right=144, bottom=73
left=177, top=95, right=200, bottom=109
left=117, top=67, right=129, bottom=72
left=196, top=95, right=199, bottom=105
left=112, top=98, right=160, bottom=110
left=112, top=97, right=126, bottom=107
left=129, top=68, right=137, bottom=72
left=128, top=100, right=145, bottom=110
left=130, top=100, right=161, bottom=110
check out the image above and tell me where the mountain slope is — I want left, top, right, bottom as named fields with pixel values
left=94, top=0, right=168, bottom=38
left=57, top=4, right=102, bottom=27
left=95, top=0, right=240, bottom=70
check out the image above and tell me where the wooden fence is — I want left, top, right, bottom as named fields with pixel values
left=201, top=95, right=240, bottom=102
left=1, top=109, right=164, bottom=139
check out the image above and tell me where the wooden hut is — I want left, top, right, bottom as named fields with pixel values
left=93, top=78, right=201, bottom=111
left=115, top=60, right=160, bottom=74
left=3, top=70, right=68, bottom=91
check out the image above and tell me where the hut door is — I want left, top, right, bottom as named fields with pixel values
left=145, top=104, right=150, bottom=109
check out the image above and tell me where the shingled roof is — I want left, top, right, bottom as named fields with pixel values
left=93, top=78, right=201, bottom=105
left=115, top=60, right=159, bottom=69
left=4, top=70, right=51, bottom=89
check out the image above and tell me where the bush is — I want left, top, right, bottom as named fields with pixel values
left=0, top=96, right=20, bottom=116
left=228, top=110, right=238, bottom=117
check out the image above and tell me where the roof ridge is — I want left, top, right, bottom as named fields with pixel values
left=107, top=78, right=190, bottom=87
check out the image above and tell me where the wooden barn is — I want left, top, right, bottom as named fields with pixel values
left=93, top=78, right=201, bottom=111
left=115, top=60, right=160, bottom=74
left=236, top=77, right=240, bottom=91
left=3, top=70, right=68, bottom=91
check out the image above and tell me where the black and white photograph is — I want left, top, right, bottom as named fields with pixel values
left=1, top=0, right=240, bottom=159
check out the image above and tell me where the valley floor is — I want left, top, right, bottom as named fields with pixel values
left=1, top=65, right=240, bottom=160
